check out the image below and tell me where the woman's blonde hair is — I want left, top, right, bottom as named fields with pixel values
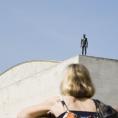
left=60, top=64, right=95, bottom=98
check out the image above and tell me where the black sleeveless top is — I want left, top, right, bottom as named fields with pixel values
left=57, top=99, right=98, bottom=118
left=56, top=99, right=118, bottom=118
left=57, top=111, right=97, bottom=118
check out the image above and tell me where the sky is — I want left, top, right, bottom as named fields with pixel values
left=0, top=0, right=118, bottom=73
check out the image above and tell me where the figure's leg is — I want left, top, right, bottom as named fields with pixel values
left=85, top=47, right=87, bottom=55
left=83, top=47, right=85, bottom=55
left=82, top=47, right=84, bottom=55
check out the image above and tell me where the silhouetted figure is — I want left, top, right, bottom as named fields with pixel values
left=81, top=34, right=88, bottom=55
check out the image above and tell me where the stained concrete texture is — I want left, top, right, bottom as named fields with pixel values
left=0, top=56, right=79, bottom=118
left=0, top=55, right=118, bottom=118
left=0, top=61, right=59, bottom=89
left=79, top=55, right=118, bottom=106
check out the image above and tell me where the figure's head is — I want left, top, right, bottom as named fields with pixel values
left=60, top=64, right=95, bottom=98
left=83, top=34, right=86, bottom=38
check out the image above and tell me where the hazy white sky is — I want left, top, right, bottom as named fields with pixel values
left=0, top=0, right=118, bottom=72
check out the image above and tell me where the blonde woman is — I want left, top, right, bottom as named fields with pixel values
left=17, top=64, right=118, bottom=118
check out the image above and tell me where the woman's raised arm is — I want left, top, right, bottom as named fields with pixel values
left=17, top=96, right=59, bottom=118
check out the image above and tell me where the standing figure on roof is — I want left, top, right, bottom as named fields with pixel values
left=81, top=34, right=88, bottom=55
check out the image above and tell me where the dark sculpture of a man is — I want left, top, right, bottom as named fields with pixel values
left=81, top=34, right=88, bottom=55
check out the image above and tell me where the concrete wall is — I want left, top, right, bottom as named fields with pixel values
left=0, top=55, right=118, bottom=118
left=79, top=55, right=118, bottom=107
left=0, top=56, right=79, bottom=118
left=0, top=61, right=58, bottom=89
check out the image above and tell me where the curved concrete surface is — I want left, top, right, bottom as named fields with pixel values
left=0, top=60, right=59, bottom=89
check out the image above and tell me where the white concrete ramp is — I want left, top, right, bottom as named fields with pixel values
left=0, top=55, right=118, bottom=118
left=0, top=56, right=79, bottom=118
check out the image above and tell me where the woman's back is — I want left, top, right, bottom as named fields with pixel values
left=50, top=96, right=97, bottom=117
left=50, top=96, right=118, bottom=118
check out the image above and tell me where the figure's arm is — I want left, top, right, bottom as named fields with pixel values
left=17, top=96, right=58, bottom=118
left=86, top=39, right=88, bottom=48
left=80, top=39, right=83, bottom=47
